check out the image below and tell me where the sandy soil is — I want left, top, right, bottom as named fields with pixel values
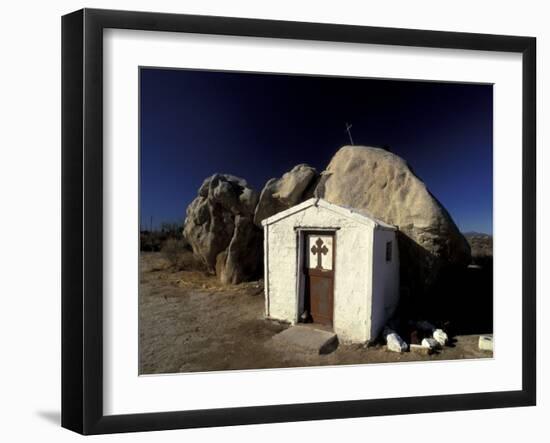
left=139, top=252, right=492, bottom=375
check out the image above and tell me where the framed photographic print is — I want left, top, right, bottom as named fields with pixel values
left=61, top=8, right=536, bottom=435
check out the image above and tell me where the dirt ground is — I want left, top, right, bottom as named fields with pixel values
left=139, top=252, right=493, bottom=375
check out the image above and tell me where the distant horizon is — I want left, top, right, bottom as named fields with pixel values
left=140, top=68, right=493, bottom=234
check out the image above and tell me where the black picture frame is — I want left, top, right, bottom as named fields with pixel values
left=61, top=8, right=536, bottom=435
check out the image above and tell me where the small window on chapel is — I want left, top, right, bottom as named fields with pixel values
left=385, top=241, right=393, bottom=262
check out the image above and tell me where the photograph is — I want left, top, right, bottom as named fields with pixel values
left=138, top=68, right=494, bottom=375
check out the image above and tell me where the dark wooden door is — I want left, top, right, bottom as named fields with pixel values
left=305, top=233, right=335, bottom=327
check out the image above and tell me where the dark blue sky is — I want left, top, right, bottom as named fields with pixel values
left=140, top=68, right=493, bottom=234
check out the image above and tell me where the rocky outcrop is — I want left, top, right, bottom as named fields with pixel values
left=253, top=164, right=318, bottom=226
left=184, top=146, right=471, bottom=290
left=215, top=216, right=263, bottom=284
left=315, top=145, right=471, bottom=293
left=183, top=174, right=262, bottom=284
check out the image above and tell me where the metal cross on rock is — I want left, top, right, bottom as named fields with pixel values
left=345, top=122, right=354, bottom=145
left=311, top=237, right=329, bottom=269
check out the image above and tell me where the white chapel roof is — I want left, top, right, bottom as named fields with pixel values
left=261, top=198, right=397, bottom=231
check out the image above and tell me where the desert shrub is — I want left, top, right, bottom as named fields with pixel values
left=160, top=222, right=183, bottom=238
left=140, top=231, right=167, bottom=251
left=178, top=251, right=207, bottom=272
left=141, top=223, right=191, bottom=252
left=161, top=238, right=205, bottom=271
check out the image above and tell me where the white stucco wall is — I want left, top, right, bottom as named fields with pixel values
left=264, top=202, right=376, bottom=343
left=370, top=228, right=400, bottom=339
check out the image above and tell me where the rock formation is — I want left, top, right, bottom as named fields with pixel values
left=315, top=145, right=471, bottom=293
left=183, top=174, right=262, bottom=284
left=184, top=145, right=471, bottom=292
left=253, top=164, right=318, bottom=226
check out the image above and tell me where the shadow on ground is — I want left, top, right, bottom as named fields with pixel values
left=405, top=258, right=493, bottom=336
left=36, top=410, right=60, bottom=426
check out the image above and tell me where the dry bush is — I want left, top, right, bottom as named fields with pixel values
left=140, top=222, right=188, bottom=252
left=140, top=231, right=164, bottom=251
left=161, top=238, right=205, bottom=272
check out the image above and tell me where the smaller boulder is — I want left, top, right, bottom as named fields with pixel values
left=386, top=332, right=408, bottom=353
left=184, top=174, right=262, bottom=284
left=478, top=335, right=493, bottom=351
left=433, top=329, right=448, bottom=346
left=254, top=164, right=318, bottom=226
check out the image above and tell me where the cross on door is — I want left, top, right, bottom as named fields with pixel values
left=311, top=237, right=329, bottom=269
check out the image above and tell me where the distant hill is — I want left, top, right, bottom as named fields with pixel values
left=463, top=232, right=493, bottom=258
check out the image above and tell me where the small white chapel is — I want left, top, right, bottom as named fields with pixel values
left=261, top=198, right=400, bottom=343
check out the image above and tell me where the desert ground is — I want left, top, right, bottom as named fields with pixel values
left=139, top=252, right=492, bottom=375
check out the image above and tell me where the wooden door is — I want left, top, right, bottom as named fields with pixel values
left=305, top=233, right=335, bottom=327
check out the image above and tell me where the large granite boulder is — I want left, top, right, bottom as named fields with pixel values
left=183, top=174, right=262, bottom=284
left=254, top=164, right=318, bottom=226
left=315, top=145, right=471, bottom=294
